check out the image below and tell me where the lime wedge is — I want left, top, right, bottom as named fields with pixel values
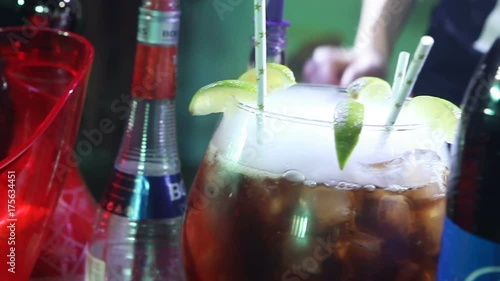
left=405, top=95, right=461, bottom=143
left=347, top=77, right=392, bottom=104
left=334, top=100, right=365, bottom=169
left=189, top=80, right=257, bottom=115
left=189, top=63, right=296, bottom=116
left=238, top=63, right=296, bottom=93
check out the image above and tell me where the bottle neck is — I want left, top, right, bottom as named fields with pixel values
left=266, top=25, right=288, bottom=58
left=115, top=99, right=180, bottom=176
left=132, top=5, right=180, bottom=100
left=249, top=24, right=288, bottom=67
left=115, top=2, right=181, bottom=176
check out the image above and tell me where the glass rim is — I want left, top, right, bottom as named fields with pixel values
left=0, top=27, right=95, bottom=169
left=234, top=83, right=423, bottom=131
left=0, top=26, right=94, bottom=52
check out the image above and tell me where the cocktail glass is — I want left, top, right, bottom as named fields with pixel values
left=0, top=27, right=94, bottom=281
left=182, top=84, right=448, bottom=281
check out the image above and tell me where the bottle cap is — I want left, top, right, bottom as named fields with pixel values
left=266, top=0, right=290, bottom=27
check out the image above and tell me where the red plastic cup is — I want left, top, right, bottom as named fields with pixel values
left=0, top=27, right=94, bottom=281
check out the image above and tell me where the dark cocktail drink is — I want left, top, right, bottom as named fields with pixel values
left=183, top=84, right=451, bottom=281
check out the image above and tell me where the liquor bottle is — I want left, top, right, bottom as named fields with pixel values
left=437, top=37, right=500, bottom=280
left=248, top=0, right=289, bottom=67
left=85, top=0, right=187, bottom=280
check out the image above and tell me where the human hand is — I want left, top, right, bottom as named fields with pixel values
left=302, top=46, right=388, bottom=87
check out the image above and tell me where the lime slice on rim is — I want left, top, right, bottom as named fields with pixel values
left=190, top=63, right=296, bottom=116
left=346, top=77, right=392, bottom=124
left=405, top=95, right=461, bottom=143
left=334, top=100, right=365, bottom=169
left=189, top=80, right=257, bottom=115
left=238, top=63, right=296, bottom=93
left=347, top=77, right=392, bottom=104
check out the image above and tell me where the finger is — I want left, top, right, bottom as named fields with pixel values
left=303, top=59, right=335, bottom=84
left=305, top=46, right=350, bottom=85
left=312, top=46, right=338, bottom=61
left=313, top=62, right=339, bottom=84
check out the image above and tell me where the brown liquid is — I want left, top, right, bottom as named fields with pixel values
left=182, top=152, right=446, bottom=281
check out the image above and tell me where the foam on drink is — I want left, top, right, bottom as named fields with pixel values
left=210, top=84, right=447, bottom=190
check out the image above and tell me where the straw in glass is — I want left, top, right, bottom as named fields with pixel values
left=391, top=51, right=410, bottom=101
left=254, top=0, right=267, bottom=110
left=385, top=36, right=434, bottom=127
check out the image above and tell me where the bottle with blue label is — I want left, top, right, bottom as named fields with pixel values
left=85, top=0, right=186, bottom=280
left=437, top=37, right=500, bottom=281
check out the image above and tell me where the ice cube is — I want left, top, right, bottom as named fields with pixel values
left=354, top=189, right=385, bottom=234
left=396, top=149, right=447, bottom=188
left=343, top=232, right=384, bottom=277
left=270, top=179, right=304, bottom=217
left=359, top=157, right=405, bottom=188
left=242, top=176, right=303, bottom=228
left=349, top=232, right=382, bottom=256
left=303, top=186, right=353, bottom=234
left=358, top=149, right=446, bottom=189
left=377, top=195, right=413, bottom=239
left=406, top=182, right=446, bottom=207
left=413, top=198, right=446, bottom=256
